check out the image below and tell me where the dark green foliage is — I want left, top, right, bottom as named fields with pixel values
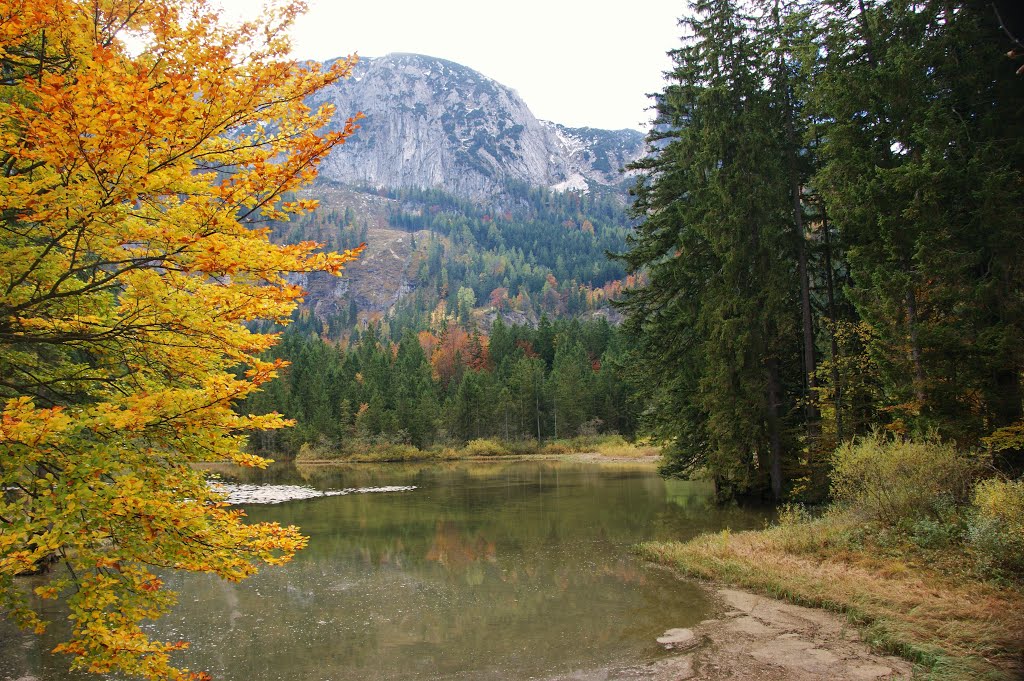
left=383, top=183, right=633, bottom=318
left=618, top=0, right=806, bottom=500
left=619, top=0, right=1024, bottom=500
left=266, top=182, right=635, bottom=327
left=242, top=318, right=640, bottom=454
left=814, top=0, right=1024, bottom=443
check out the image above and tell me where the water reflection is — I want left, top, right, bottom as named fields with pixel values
left=425, top=521, right=497, bottom=571
left=0, top=461, right=772, bottom=681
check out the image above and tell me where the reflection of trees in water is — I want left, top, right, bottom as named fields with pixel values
left=295, top=461, right=438, bottom=488
left=233, top=465, right=773, bottom=594
left=195, top=461, right=307, bottom=486
left=425, top=520, right=497, bottom=570
left=419, top=519, right=647, bottom=591
left=658, top=479, right=775, bottom=539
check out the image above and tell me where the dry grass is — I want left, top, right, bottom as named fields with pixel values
left=291, top=435, right=660, bottom=463
left=591, top=440, right=660, bottom=458
left=538, top=435, right=660, bottom=459
left=637, top=513, right=1024, bottom=680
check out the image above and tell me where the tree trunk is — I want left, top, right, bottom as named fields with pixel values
left=772, top=0, right=819, bottom=445
left=906, top=287, right=926, bottom=406
left=766, top=357, right=784, bottom=501
left=992, top=367, right=1023, bottom=428
left=857, top=0, right=879, bottom=68
left=535, top=373, right=542, bottom=443
left=783, top=85, right=820, bottom=442
left=553, top=394, right=558, bottom=440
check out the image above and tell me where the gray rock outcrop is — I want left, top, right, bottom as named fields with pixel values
left=309, top=53, right=644, bottom=199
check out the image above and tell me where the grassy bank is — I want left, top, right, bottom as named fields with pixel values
left=638, top=514, right=1022, bottom=679
left=292, top=434, right=660, bottom=463
left=638, top=437, right=1024, bottom=680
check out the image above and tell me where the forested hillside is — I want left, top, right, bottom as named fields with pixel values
left=244, top=317, right=638, bottom=455
left=229, top=51, right=656, bottom=460
left=618, top=0, right=1024, bottom=500
left=270, top=182, right=637, bottom=335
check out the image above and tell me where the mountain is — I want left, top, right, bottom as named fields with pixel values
left=267, top=53, right=645, bottom=333
left=309, top=53, right=645, bottom=200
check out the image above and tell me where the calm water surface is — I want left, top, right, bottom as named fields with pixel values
left=1, top=461, right=771, bottom=681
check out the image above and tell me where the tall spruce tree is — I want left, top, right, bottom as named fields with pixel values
left=619, top=0, right=806, bottom=500
left=766, top=0, right=822, bottom=444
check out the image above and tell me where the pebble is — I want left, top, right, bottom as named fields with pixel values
left=656, top=627, right=698, bottom=650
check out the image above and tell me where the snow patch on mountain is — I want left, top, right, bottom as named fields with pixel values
left=551, top=173, right=589, bottom=193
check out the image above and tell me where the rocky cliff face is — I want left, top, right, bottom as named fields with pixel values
left=310, top=53, right=644, bottom=199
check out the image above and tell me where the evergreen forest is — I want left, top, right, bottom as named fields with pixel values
left=246, top=177, right=646, bottom=459
left=244, top=317, right=638, bottom=455
left=617, top=0, right=1024, bottom=500
left=248, top=0, right=1024, bottom=508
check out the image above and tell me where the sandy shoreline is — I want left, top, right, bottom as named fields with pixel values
left=548, top=586, right=915, bottom=680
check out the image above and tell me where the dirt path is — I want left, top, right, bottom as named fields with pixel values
left=551, top=588, right=915, bottom=681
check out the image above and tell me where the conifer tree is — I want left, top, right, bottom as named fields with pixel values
left=620, top=0, right=803, bottom=499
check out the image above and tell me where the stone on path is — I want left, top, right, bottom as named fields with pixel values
left=656, top=628, right=698, bottom=650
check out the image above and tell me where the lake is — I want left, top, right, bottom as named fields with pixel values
left=0, top=461, right=772, bottom=681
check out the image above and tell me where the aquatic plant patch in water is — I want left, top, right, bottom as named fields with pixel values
left=210, top=482, right=417, bottom=504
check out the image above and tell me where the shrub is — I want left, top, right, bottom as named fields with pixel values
left=830, top=434, right=979, bottom=526
left=968, top=478, right=1024, bottom=575
left=296, top=439, right=338, bottom=462
left=370, top=443, right=425, bottom=461
left=296, top=435, right=432, bottom=462
left=777, top=502, right=814, bottom=527
left=462, top=439, right=509, bottom=457
left=907, top=494, right=965, bottom=549
left=909, top=516, right=962, bottom=550
left=594, top=436, right=660, bottom=458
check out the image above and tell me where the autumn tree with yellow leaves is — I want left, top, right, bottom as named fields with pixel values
left=0, top=0, right=362, bottom=678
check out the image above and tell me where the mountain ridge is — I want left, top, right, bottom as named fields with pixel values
left=309, top=53, right=645, bottom=200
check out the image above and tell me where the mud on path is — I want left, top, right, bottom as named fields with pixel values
left=552, top=588, right=914, bottom=681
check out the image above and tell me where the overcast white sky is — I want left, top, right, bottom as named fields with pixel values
left=217, top=0, right=686, bottom=131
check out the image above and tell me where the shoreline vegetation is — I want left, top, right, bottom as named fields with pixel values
left=290, top=434, right=661, bottom=464
left=638, top=436, right=1024, bottom=681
